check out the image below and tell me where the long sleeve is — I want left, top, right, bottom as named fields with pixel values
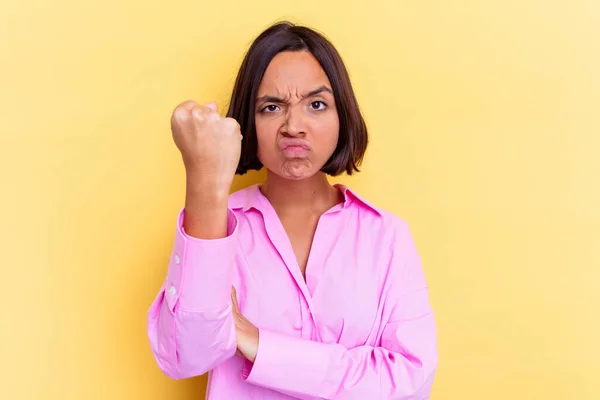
left=147, top=208, right=239, bottom=379
left=241, top=221, right=438, bottom=399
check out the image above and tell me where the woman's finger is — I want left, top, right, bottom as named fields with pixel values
left=231, top=286, right=240, bottom=315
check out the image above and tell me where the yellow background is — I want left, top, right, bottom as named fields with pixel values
left=2, top=0, right=599, bottom=399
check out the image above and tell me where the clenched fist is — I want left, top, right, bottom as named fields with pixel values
left=171, top=100, right=242, bottom=194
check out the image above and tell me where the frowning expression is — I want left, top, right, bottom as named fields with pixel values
left=254, top=51, right=340, bottom=180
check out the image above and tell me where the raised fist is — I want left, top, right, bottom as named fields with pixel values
left=170, top=100, right=242, bottom=192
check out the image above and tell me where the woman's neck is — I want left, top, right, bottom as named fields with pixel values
left=260, top=171, right=342, bottom=216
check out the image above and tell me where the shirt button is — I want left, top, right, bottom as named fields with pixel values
left=174, top=254, right=180, bottom=264
left=168, top=286, right=177, bottom=295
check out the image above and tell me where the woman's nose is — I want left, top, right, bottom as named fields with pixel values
left=281, top=106, right=306, bottom=136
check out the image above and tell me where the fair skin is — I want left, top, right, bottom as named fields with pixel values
left=169, top=50, right=341, bottom=364
left=255, top=50, right=342, bottom=276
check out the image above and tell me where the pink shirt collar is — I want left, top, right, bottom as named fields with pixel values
left=229, top=183, right=381, bottom=216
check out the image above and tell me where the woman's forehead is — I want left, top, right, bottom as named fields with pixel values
left=258, top=51, right=332, bottom=94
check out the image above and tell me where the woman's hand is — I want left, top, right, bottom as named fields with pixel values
left=231, top=287, right=259, bottom=363
left=170, top=100, right=242, bottom=196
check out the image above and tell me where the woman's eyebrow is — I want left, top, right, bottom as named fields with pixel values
left=256, top=94, right=287, bottom=104
left=304, top=85, right=333, bottom=98
left=256, top=85, right=333, bottom=104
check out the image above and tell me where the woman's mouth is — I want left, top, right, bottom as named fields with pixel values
left=279, top=138, right=311, bottom=157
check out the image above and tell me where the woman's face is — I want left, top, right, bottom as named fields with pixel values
left=255, top=51, right=340, bottom=180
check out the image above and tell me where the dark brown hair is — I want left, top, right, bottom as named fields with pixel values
left=227, top=21, right=368, bottom=176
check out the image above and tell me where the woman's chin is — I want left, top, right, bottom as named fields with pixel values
left=279, top=161, right=317, bottom=180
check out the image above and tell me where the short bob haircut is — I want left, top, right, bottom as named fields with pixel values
left=227, top=21, right=368, bottom=176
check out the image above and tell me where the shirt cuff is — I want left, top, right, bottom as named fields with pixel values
left=241, top=329, right=337, bottom=398
left=164, top=208, right=238, bottom=312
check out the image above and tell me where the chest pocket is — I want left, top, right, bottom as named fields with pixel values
left=311, top=252, right=383, bottom=348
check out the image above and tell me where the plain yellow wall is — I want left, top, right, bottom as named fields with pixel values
left=2, top=0, right=599, bottom=399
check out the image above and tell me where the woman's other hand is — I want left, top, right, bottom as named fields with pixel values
left=231, top=287, right=259, bottom=363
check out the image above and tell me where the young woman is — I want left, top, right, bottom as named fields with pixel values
left=148, top=21, right=438, bottom=399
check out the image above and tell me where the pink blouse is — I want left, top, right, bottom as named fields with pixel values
left=147, top=184, right=438, bottom=399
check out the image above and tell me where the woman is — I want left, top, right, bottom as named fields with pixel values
left=148, top=21, right=438, bottom=399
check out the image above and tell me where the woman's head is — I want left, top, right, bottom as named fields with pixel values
left=227, top=21, right=368, bottom=179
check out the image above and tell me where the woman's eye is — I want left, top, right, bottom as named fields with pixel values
left=262, top=104, right=280, bottom=113
left=309, top=101, right=326, bottom=111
